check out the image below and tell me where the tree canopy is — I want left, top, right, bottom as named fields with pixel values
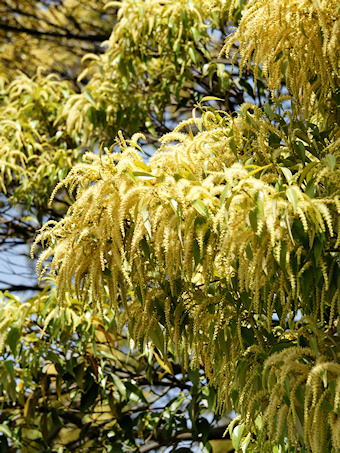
left=1, top=0, right=340, bottom=452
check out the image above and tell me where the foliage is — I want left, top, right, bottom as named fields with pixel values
left=222, top=0, right=340, bottom=121
left=62, top=0, right=249, bottom=143
left=0, top=0, right=115, bottom=80
left=0, top=0, right=250, bottom=451
left=0, top=71, right=79, bottom=217
left=0, top=0, right=250, bottom=249
left=2, top=0, right=340, bottom=452
left=34, top=1, right=340, bottom=452
left=0, top=289, right=232, bottom=452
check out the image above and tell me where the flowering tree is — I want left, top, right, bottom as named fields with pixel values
left=0, top=1, right=244, bottom=451
left=2, top=0, right=340, bottom=452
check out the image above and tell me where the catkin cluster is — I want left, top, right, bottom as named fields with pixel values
left=33, top=103, right=340, bottom=450
left=33, top=0, right=340, bottom=450
left=221, top=0, right=340, bottom=120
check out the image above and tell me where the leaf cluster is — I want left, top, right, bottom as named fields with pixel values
left=62, top=0, right=249, bottom=144
left=0, top=289, right=230, bottom=452
left=0, top=71, right=81, bottom=224
left=3, top=0, right=340, bottom=452
left=34, top=0, right=340, bottom=447
left=0, top=0, right=115, bottom=80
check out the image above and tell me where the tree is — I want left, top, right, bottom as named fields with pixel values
left=0, top=0, right=116, bottom=81
left=1, top=0, right=340, bottom=452
left=0, top=0, right=249, bottom=293
left=0, top=0, right=246, bottom=451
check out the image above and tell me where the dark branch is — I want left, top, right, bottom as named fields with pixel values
left=0, top=23, right=109, bottom=42
left=0, top=280, right=41, bottom=292
left=139, top=425, right=232, bottom=453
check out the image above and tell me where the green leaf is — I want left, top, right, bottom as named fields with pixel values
left=193, top=239, right=201, bottom=267
left=181, top=8, right=188, bottom=26
left=166, top=395, right=185, bottom=415
left=323, top=154, right=336, bottom=171
left=169, top=198, right=179, bottom=215
left=229, top=138, right=237, bottom=158
left=249, top=208, right=258, bottom=232
left=309, top=337, right=318, bottom=356
left=46, top=351, right=63, bottom=366
left=103, top=267, right=112, bottom=276
left=246, top=164, right=272, bottom=178
left=136, top=283, right=144, bottom=305
left=184, top=211, right=196, bottom=238
left=231, top=424, right=245, bottom=451
left=255, top=192, right=264, bottom=216
left=133, top=171, right=154, bottom=178
left=269, top=133, right=281, bottom=148
left=275, top=50, right=283, bottom=62
left=281, top=167, right=292, bottom=184
left=6, top=326, right=20, bottom=356
left=220, top=183, right=230, bottom=206
left=188, top=47, right=198, bottom=65
left=80, top=383, right=99, bottom=412
left=320, top=400, right=333, bottom=412
left=149, top=322, right=164, bottom=354
left=299, top=161, right=318, bottom=186
left=330, top=379, right=337, bottom=397
left=51, top=408, right=64, bottom=428
left=280, top=241, right=287, bottom=271
left=284, top=376, right=290, bottom=397
left=142, top=203, right=152, bottom=238
left=124, top=168, right=137, bottom=183
left=84, top=90, right=96, bottom=107
left=111, top=375, right=127, bottom=399
left=295, top=406, right=305, bottom=438
left=264, top=102, right=274, bottom=118
left=295, top=386, right=305, bottom=407
left=293, top=140, right=306, bottom=164
left=188, top=368, right=199, bottom=387
left=196, top=418, right=210, bottom=445
left=0, top=425, right=12, bottom=439
left=305, top=178, right=315, bottom=198
left=125, top=382, right=147, bottom=403
left=300, top=21, right=308, bottom=39
left=313, top=236, right=323, bottom=264
left=4, top=361, right=14, bottom=380
left=134, top=161, right=151, bottom=172
left=141, top=237, right=150, bottom=259
left=192, top=199, right=210, bottom=219
left=286, top=187, right=298, bottom=214
left=295, top=129, right=311, bottom=144
left=190, top=26, right=200, bottom=43
left=245, top=243, right=253, bottom=260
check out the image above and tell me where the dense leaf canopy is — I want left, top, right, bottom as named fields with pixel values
left=1, top=0, right=340, bottom=452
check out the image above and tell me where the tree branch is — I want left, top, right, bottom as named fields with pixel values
left=139, top=425, right=231, bottom=453
left=0, top=23, right=109, bottom=42
left=0, top=280, right=41, bottom=292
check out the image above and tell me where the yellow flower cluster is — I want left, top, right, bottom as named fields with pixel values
left=0, top=71, right=77, bottom=206
left=34, top=102, right=340, bottom=449
left=33, top=1, right=340, bottom=449
left=221, top=0, right=340, bottom=119
left=61, top=0, right=245, bottom=144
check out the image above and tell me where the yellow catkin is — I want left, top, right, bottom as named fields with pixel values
left=32, top=20, right=340, bottom=446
